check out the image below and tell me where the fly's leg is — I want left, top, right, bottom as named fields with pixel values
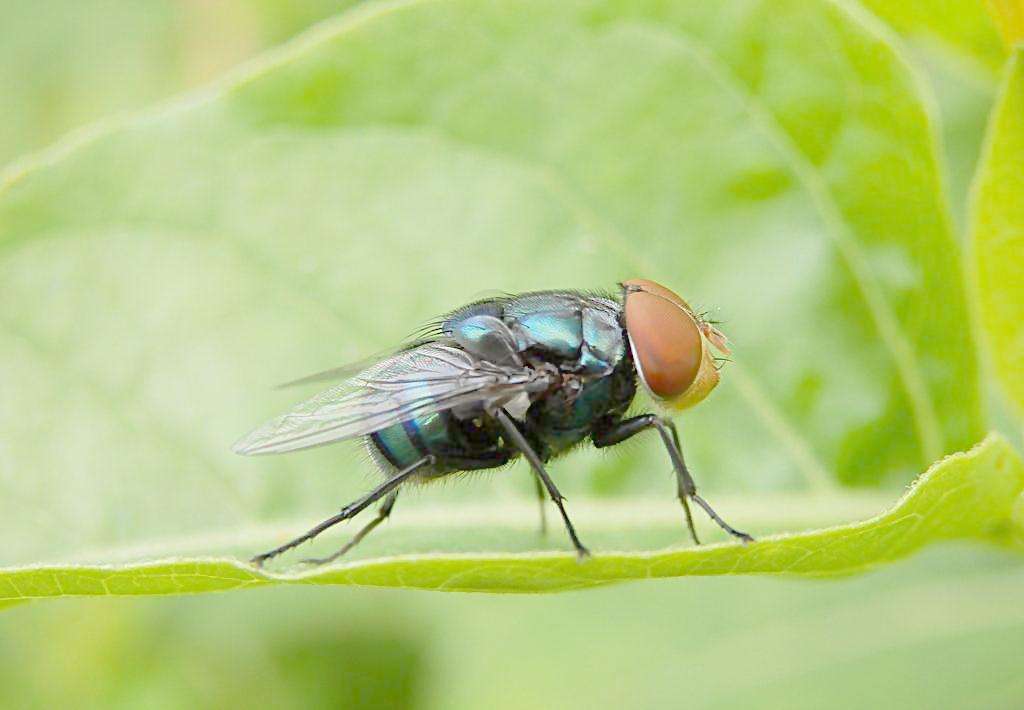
left=532, top=472, right=548, bottom=535
left=656, top=419, right=753, bottom=541
left=592, top=415, right=753, bottom=545
left=663, top=421, right=699, bottom=543
left=301, top=491, right=398, bottom=565
left=250, top=454, right=434, bottom=567
left=493, top=408, right=589, bottom=559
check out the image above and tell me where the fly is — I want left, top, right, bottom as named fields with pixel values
left=234, top=279, right=753, bottom=565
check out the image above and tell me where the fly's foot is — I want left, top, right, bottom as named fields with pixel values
left=249, top=553, right=271, bottom=568
left=689, top=493, right=753, bottom=545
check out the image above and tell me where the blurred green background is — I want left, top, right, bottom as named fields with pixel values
left=1, top=1, right=1021, bottom=708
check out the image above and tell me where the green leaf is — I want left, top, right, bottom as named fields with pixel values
left=0, top=0, right=985, bottom=587
left=973, top=48, right=1024, bottom=420
left=850, top=1, right=1003, bottom=236
left=0, top=0, right=178, bottom=166
left=1, top=434, right=1021, bottom=598
left=856, top=0, right=1005, bottom=74
left=0, top=0, right=361, bottom=166
left=985, top=0, right=1024, bottom=49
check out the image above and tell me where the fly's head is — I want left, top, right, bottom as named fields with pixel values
left=621, top=278, right=731, bottom=411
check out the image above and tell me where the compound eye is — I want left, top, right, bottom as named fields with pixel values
left=623, top=280, right=703, bottom=399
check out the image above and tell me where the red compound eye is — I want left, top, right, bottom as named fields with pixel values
left=623, top=279, right=704, bottom=400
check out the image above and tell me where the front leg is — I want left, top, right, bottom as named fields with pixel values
left=592, top=414, right=753, bottom=545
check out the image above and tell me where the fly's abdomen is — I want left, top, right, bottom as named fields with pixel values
left=367, top=410, right=512, bottom=478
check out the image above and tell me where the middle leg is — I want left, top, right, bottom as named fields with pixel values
left=493, top=408, right=589, bottom=558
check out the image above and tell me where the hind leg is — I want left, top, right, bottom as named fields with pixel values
left=532, top=472, right=548, bottom=535
left=301, top=491, right=399, bottom=565
left=250, top=454, right=432, bottom=566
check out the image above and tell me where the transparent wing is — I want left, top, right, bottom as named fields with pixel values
left=234, top=343, right=549, bottom=456
left=275, top=339, right=433, bottom=389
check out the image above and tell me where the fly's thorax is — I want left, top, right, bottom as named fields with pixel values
left=428, top=289, right=638, bottom=461
left=579, top=298, right=626, bottom=372
left=453, top=291, right=627, bottom=374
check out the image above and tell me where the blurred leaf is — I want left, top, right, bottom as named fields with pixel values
left=848, top=1, right=1004, bottom=242
left=0, top=0, right=360, bottom=166
left=0, top=0, right=985, bottom=579
left=1, top=434, right=1021, bottom=598
left=0, top=0, right=180, bottom=166
left=986, top=0, right=1024, bottom=48
left=248, top=0, right=365, bottom=43
left=972, top=48, right=1024, bottom=419
left=0, top=589, right=429, bottom=708
left=915, top=48, right=998, bottom=237
left=857, top=0, right=1005, bottom=74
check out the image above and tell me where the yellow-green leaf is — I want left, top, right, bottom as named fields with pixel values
left=859, top=0, right=1004, bottom=73
left=986, top=0, right=1024, bottom=48
left=2, top=434, right=1020, bottom=599
left=0, top=0, right=360, bottom=166
left=972, top=48, right=1024, bottom=419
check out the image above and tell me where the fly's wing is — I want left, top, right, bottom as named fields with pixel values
left=275, top=339, right=433, bottom=389
left=282, top=293, right=519, bottom=389
left=233, top=343, right=549, bottom=456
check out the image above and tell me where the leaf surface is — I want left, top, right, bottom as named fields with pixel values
left=858, top=0, right=1004, bottom=73
left=985, top=0, right=1024, bottom=48
left=2, top=434, right=1020, bottom=598
left=973, top=48, right=1024, bottom=420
